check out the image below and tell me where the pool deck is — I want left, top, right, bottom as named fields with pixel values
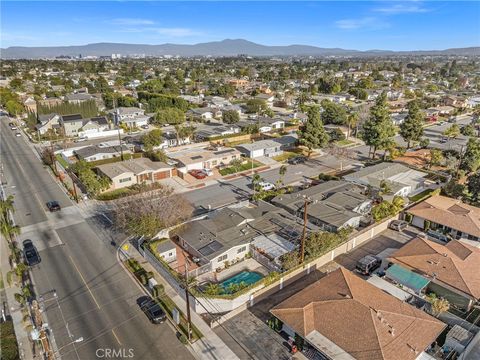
left=216, top=258, right=270, bottom=282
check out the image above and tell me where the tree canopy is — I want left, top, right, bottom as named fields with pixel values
left=320, top=100, right=347, bottom=125
left=361, top=92, right=396, bottom=158
left=222, top=109, right=240, bottom=124
left=153, top=107, right=185, bottom=125
left=298, top=106, right=330, bottom=157
left=399, top=101, right=424, bottom=148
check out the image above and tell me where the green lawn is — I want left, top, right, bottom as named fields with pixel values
left=219, top=160, right=262, bottom=176
left=55, top=154, right=70, bottom=169
left=409, top=188, right=436, bottom=203
left=272, top=150, right=303, bottom=162
left=336, top=139, right=356, bottom=147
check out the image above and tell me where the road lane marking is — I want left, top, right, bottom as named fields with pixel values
left=112, top=329, right=122, bottom=345
left=68, top=255, right=101, bottom=309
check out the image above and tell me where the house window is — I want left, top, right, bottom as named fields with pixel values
left=237, top=246, right=247, bottom=254
left=217, top=254, right=227, bottom=262
left=168, top=252, right=173, bottom=257
left=119, top=177, right=131, bottom=183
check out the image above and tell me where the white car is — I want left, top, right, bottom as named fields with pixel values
left=15, top=132, right=21, bottom=137
left=258, top=181, right=275, bottom=191
left=202, top=168, right=213, bottom=176
left=74, top=137, right=87, bottom=143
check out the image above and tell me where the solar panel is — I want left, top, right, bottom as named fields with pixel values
left=198, top=240, right=223, bottom=256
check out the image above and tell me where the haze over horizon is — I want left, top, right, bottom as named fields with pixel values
left=2, top=1, right=479, bottom=51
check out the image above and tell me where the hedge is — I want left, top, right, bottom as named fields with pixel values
left=0, top=321, right=19, bottom=360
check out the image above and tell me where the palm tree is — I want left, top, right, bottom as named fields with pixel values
left=0, top=219, right=20, bottom=240
left=252, top=173, right=262, bottom=191
left=0, top=195, right=15, bottom=214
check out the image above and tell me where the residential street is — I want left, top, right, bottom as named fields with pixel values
left=0, top=117, right=194, bottom=360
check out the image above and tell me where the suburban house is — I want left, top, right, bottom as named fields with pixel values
left=258, top=117, right=285, bottom=132
left=236, top=135, right=297, bottom=158
left=36, top=113, right=61, bottom=135
left=195, top=124, right=241, bottom=141
left=174, top=203, right=305, bottom=273
left=153, top=239, right=177, bottom=264
left=96, top=157, right=174, bottom=190
left=24, top=97, right=37, bottom=113
left=255, top=93, right=275, bottom=106
left=74, top=144, right=132, bottom=162
left=271, top=267, right=446, bottom=360
left=109, top=107, right=149, bottom=127
left=272, top=180, right=371, bottom=232
left=60, top=114, right=84, bottom=137
left=187, top=107, right=222, bottom=120
left=406, top=195, right=480, bottom=241
left=343, top=162, right=428, bottom=198
left=77, top=116, right=111, bottom=138
left=168, top=147, right=242, bottom=174
left=65, top=92, right=95, bottom=104
left=389, top=237, right=480, bottom=310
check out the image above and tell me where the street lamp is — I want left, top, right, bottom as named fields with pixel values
left=53, top=337, right=84, bottom=357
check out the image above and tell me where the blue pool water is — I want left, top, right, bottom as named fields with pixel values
left=220, top=271, right=263, bottom=292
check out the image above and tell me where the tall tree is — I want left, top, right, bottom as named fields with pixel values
left=443, top=124, right=460, bottom=140
left=298, top=107, right=330, bottom=157
left=222, top=110, right=240, bottom=124
left=461, top=138, right=480, bottom=173
left=320, top=100, right=347, bottom=125
left=141, top=129, right=164, bottom=151
left=361, top=92, right=396, bottom=159
left=466, top=172, right=480, bottom=204
left=346, top=112, right=359, bottom=139
left=399, top=101, right=424, bottom=149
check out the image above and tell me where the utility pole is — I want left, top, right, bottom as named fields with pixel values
left=183, top=253, right=192, bottom=341
left=299, top=197, right=309, bottom=264
left=50, top=142, right=58, bottom=175
left=114, top=95, right=124, bottom=161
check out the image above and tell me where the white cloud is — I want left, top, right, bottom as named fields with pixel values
left=374, top=3, right=429, bottom=15
left=335, top=17, right=389, bottom=30
left=110, top=18, right=155, bottom=25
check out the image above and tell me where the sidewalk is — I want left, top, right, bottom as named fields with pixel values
left=0, top=238, right=35, bottom=360
left=124, top=245, right=240, bottom=360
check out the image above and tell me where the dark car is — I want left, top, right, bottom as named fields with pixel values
left=138, top=296, right=166, bottom=324
left=355, top=255, right=382, bottom=276
left=46, top=201, right=61, bottom=212
left=288, top=156, right=306, bottom=165
left=23, top=240, right=41, bottom=266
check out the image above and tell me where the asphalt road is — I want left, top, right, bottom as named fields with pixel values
left=1, top=117, right=193, bottom=360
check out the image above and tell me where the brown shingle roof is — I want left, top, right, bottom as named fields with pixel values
left=408, top=195, right=480, bottom=238
left=271, top=268, right=445, bottom=360
left=389, top=238, right=480, bottom=299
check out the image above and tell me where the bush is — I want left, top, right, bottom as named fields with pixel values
left=318, top=173, right=339, bottom=181
left=405, top=213, right=413, bottom=223
left=424, top=220, right=431, bottom=231
left=152, top=284, right=165, bottom=298
left=0, top=321, right=19, bottom=360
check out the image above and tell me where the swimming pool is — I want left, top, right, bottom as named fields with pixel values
left=220, top=271, right=263, bottom=292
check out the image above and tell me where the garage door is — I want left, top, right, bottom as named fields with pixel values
left=411, top=216, right=424, bottom=229
left=154, top=170, right=170, bottom=180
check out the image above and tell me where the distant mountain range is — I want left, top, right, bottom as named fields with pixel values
left=1, top=39, right=479, bottom=59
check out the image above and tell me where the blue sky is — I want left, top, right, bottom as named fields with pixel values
left=2, top=1, right=479, bottom=50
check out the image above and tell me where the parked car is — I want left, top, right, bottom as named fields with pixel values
left=23, top=239, right=41, bottom=266
left=258, top=181, right=275, bottom=191
left=46, top=201, right=61, bottom=212
left=10, top=126, right=17, bottom=130
left=141, top=124, right=149, bottom=130
left=355, top=255, right=382, bottom=275
left=138, top=296, right=166, bottom=324
left=288, top=156, right=306, bottom=165
left=419, top=230, right=451, bottom=243
left=389, top=220, right=408, bottom=232
left=15, top=132, right=21, bottom=137
left=189, top=169, right=207, bottom=179
left=201, top=168, right=213, bottom=176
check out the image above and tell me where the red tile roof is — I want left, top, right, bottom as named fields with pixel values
left=271, top=268, right=445, bottom=360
